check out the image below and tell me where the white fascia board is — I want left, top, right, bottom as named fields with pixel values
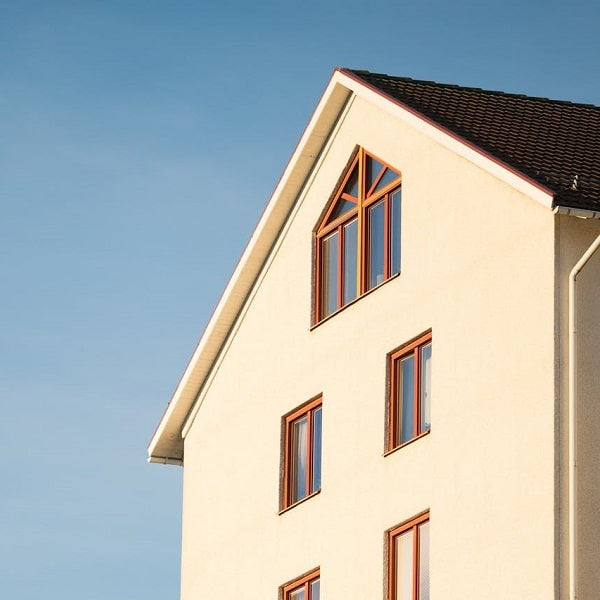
left=147, top=75, right=352, bottom=464
left=554, top=205, right=600, bottom=220
left=336, top=69, right=555, bottom=209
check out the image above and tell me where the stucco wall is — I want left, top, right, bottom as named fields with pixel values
left=180, top=96, right=557, bottom=599
left=557, top=215, right=600, bottom=599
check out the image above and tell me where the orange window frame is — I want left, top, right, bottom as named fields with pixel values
left=281, top=568, right=320, bottom=600
left=388, top=331, right=432, bottom=451
left=387, top=512, right=429, bottom=600
left=314, top=147, right=402, bottom=323
left=282, top=396, right=322, bottom=509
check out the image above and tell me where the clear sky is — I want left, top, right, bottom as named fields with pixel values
left=1, top=1, right=599, bottom=598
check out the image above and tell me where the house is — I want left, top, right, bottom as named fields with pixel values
left=148, top=69, right=600, bottom=599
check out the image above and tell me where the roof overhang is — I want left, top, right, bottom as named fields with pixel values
left=554, top=205, right=600, bottom=220
left=147, top=71, right=353, bottom=463
left=148, top=68, right=556, bottom=464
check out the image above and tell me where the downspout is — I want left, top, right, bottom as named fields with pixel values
left=568, top=231, right=600, bottom=600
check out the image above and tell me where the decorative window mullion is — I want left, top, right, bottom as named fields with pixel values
left=357, top=149, right=366, bottom=295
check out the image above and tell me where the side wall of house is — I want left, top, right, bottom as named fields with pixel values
left=180, top=96, right=557, bottom=600
left=557, top=214, right=600, bottom=599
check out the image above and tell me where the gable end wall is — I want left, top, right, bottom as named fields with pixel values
left=180, top=95, right=557, bottom=600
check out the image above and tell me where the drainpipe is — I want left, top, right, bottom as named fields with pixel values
left=568, top=231, right=600, bottom=600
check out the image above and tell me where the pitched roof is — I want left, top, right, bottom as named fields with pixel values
left=149, top=69, right=600, bottom=464
left=344, top=69, right=600, bottom=211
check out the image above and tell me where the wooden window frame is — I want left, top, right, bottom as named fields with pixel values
left=282, top=396, right=322, bottom=509
left=388, top=331, right=432, bottom=452
left=314, top=147, right=402, bottom=323
left=387, top=512, right=429, bottom=600
left=281, top=568, right=320, bottom=600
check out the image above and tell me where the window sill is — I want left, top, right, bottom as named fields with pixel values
left=384, top=429, right=430, bottom=457
left=311, top=272, right=401, bottom=330
left=278, top=489, right=321, bottom=515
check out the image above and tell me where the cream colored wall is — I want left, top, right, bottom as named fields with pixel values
left=180, top=96, right=557, bottom=599
left=556, top=215, right=600, bottom=599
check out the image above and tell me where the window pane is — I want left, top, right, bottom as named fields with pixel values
left=391, top=190, right=402, bottom=275
left=420, top=343, right=432, bottom=433
left=368, top=200, right=385, bottom=289
left=395, top=530, right=414, bottom=600
left=373, top=167, right=401, bottom=194
left=366, top=156, right=385, bottom=191
left=321, top=232, right=338, bottom=318
left=310, top=579, right=320, bottom=600
left=343, top=218, right=358, bottom=304
left=343, top=168, right=359, bottom=198
left=398, top=356, right=415, bottom=444
left=291, top=417, right=308, bottom=503
left=418, top=522, right=430, bottom=600
left=330, top=197, right=356, bottom=220
left=289, top=589, right=305, bottom=600
left=311, top=407, right=322, bottom=493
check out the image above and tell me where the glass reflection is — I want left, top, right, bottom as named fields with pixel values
left=366, top=156, right=384, bottom=190
left=396, top=530, right=414, bottom=600
left=343, top=219, right=358, bottom=304
left=321, top=232, right=338, bottom=318
left=368, top=200, right=385, bottom=289
left=419, top=522, right=430, bottom=600
left=391, top=190, right=402, bottom=275
left=420, top=344, right=432, bottom=433
left=311, top=407, right=322, bottom=493
left=291, top=416, right=307, bottom=503
left=330, top=198, right=356, bottom=220
left=398, top=356, right=415, bottom=444
left=344, top=169, right=359, bottom=197
left=373, top=168, right=400, bottom=194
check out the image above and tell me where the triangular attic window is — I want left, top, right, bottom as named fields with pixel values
left=315, top=147, right=403, bottom=322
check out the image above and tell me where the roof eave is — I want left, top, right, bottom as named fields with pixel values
left=553, top=205, right=600, bottom=220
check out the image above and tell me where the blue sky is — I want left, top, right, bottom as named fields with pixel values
left=1, top=1, right=599, bottom=598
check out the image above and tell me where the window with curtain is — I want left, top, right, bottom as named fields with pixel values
left=315, top=147, right=402, bottom=322
left=388, top=332, right=432, bottom=451
left=388, top=513, right=429, bottom=600
left=282, top=396, right=322, bottom=509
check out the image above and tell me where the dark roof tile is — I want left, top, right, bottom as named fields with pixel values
left=345, top=69, right=600, bottom=211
